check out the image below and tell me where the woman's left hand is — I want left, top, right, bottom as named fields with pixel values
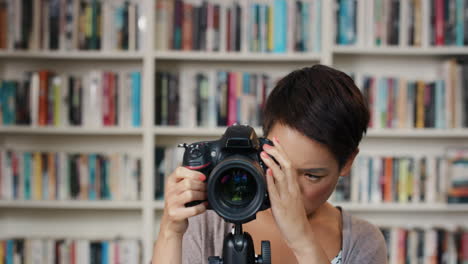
left=260, top=137, right=329, bottom=262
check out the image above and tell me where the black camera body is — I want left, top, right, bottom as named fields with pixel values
left=180, top=124, right=272, bottom=224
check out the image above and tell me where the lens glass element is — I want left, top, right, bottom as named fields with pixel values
left=216, top=168, right=257, bottom=208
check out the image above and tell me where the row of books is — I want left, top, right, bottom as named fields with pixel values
left=247, top=0, right=322, bottom=53
left=155, top=0, right=322, bottom=53
left=156, top=70, right=276, bottom=128
left=0, top=238, right=141, bottom=264
left=5, top=65, right=466, bottom=131
left=154, top=146, right=468, bottom=204
left=0, top=0, right=144, bottom=51
left=341, top=155, right=447, bottom=204
left=336, top=0, right=468, bottom=47
left=363, top=77, right=446, bottom=129
left=359, top=59, right=468, bottom=129
left=446, top=148, right=468, bottom=204
left=333, top=150, right=468, bottom=204
left=0, top=70, right=142, bottom=127
left=0, top=150, right=142, bottom=201
left=380, top=227, right=468, bottom=264
left=154, top=72, right=180, bottom=126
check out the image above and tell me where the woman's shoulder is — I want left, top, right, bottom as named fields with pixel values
left=343, top=209, right=384, bottom=241
left=341, top=209, right=388, bottom=263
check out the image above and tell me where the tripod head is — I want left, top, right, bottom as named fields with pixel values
left=208, top=224, right=271, bottom=264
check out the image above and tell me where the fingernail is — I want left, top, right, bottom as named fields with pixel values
left=199, top=174, right=206, bottom=181
left=267, top=169, right=273, bottom=176
left=261, top=151, right=268, bottom=158
left=263, top=144, right=272, bottom=150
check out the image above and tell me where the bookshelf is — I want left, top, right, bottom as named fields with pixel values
left=0, top=200, right=143, bottom=210
left=1, top=0, right=468, bottom=263
left=154, top=51, right=323, bottom=62
left=0, top=126, right=144, bottom=135
left=0, top=50, right=144, bottom=60
left=151, top=200, right=468, bottom=214
left=333, top=46, right=468, bottom=56
left=153, top=126, right=468, bottom=138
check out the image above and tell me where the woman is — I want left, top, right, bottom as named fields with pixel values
left=153, top=65, right=388, bottom=263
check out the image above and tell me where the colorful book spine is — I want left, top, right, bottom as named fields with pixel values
left=2, top=82, right=15, bottom=125
left=313, top=0, right=322, bottom=52
left=53, top=77, right=61, bottom=126
left=301, top=1, right=310, bottom=52
left=6, top=240, right=12, bottom=264
left=216, top=71, right=228, bottom=126
left=0, top=241, right=4, bottom=264
left=456, top=0, right=465, bottom=45
left=237, top=72, right=243, bottom=123
left=102, top=158, right=110, bottom=199
left=102, top=241, right=109, bottom=264
left=89, top=154, right=96, bottom=200
left=38, top=71, right=49, bottom=126
left=273, top=0, right=287, bottom=53
left=384, top=157, right=393, bottom=202
left=227, top=72, right=237, bottom=126
left=24, top=152, right=32, bottom=200
left=131, top=72, right=141, bottom=127
left=435, top=0, right=445, bottom=45
left=416, top=81, right=425, bottom=128
left=435, top=80, right=446, bottom=128
left=48, top=153, right=56, bottom=200
left=33, top=152, right=42, bottom=200
left=42, top=153, right=49, bottom=200
left=378, top=78, right=388, bottom=129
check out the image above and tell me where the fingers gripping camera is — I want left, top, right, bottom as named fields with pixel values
left=179, top=124, right=273, bottom=224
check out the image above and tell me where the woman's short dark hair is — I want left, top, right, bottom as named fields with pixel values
left=262, top=64, right=370, bottom=169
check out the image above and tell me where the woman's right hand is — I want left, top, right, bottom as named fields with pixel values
left=160, top=166, right=208, bottom=237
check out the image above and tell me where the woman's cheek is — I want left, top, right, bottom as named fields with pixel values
left=299, top=178, right=338, bottom=212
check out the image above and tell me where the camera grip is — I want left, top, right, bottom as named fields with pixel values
left=182, top=164, right=209, bottom=208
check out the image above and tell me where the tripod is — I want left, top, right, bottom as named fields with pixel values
left=208, top=224, right=271, bottom=264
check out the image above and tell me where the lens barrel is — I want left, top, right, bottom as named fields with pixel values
left=207, top=155, right=268, bottom=224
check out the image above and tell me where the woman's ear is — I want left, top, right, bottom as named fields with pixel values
left=339, top=148, right=359, bottom=177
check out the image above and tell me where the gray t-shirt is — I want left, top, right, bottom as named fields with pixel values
left=182, top=208, right=388, bottom=264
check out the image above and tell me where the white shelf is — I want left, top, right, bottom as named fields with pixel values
left=335, top=203, right=468, bottom=212
left=0, top=50, right=144, bottom=60
left=0, top=126, right=143, bottom=136
left=154, top=126, right=468, bottom=139
left=0, top=200, right=143, bottom=210
left=366, top=129, right=468, bottom=138
left=333, top=45, right=468, bottom=55
left=1, top=0, right=467, bottom=261
left=5, top=126, right=466, bottom=138
left=154, top=126, right=264, bottom=137
left=153, top=200, right=468, bottom=213
left=154, top=51, right=323, bottom=62
left=154, top=201, right=164, bottom=210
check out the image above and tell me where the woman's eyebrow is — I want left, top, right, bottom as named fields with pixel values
left=300, top=168, right=329, bottom=173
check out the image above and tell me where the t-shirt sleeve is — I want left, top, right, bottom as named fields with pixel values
left=344, top=217, right=388, bottom=264
left=181, top=211, right=230, bottom=264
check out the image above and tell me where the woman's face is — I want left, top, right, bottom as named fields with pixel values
left=267, top=123, right=355, bottom=216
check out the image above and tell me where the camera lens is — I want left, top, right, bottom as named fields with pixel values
left=216, top=168, right=257, bottom=208
left=207, top=155, right=269, bottom=224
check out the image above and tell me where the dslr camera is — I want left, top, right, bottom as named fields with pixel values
left=180, top=124, right=272, bottom=224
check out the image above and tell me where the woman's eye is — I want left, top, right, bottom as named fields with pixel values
left=305, top=174, right=322, bottom=181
